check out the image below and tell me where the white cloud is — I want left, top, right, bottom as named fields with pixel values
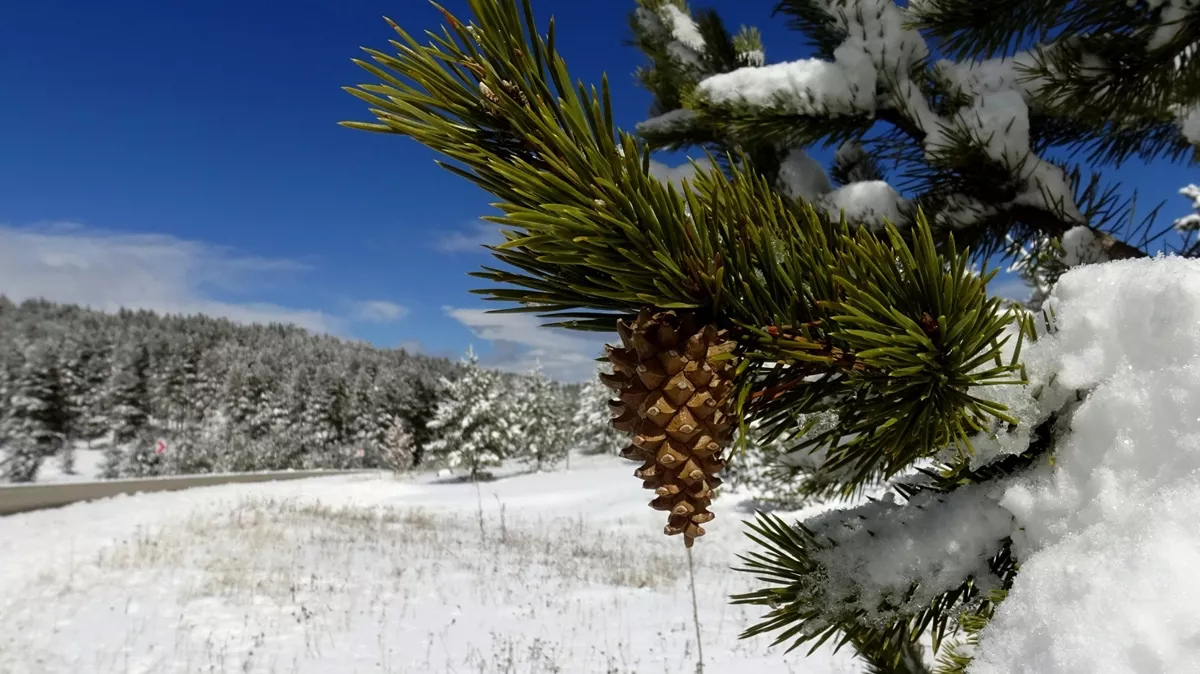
left=433, top=221, right=504, bottom=253
left=445, top=307, right=613, bottom=382
left=353, top=300, right=409, bottom=323
left=648, top=157, right=714, bottom=188
left=0, top=222, right=343, bottom=333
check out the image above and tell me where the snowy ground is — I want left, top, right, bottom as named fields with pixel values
left=0, top=452, right=862, bottom=674
left=29, top=445, right=108, bottom=483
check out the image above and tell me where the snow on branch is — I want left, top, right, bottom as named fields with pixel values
left=1174, top=183, right=1200, bottom=232
left=695, top=0, right=924, bottom=117
left=636, top=108, right=699, bottom=136
left=634, top=0, right=708, bottom=71
left=696, top=58, right=877, bottom=116
left=816, top=180, right=908, bottom=231
left=691, top=0, right=1096, bottom=231
left=803, top=485, right=1014, bottom=622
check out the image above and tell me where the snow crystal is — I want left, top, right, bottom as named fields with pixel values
left=817, top=180, right=908, bottom=230
left=696, top=0, right=929, bottom=116
left=967, top=257, right=1200, bottom=673
left=956, top=91, right=1031, bottom=166
left=777, top=147, right=832, bottom=201
left=634, top=3, right=706, bottom=70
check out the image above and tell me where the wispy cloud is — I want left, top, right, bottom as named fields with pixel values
left=0, top=222, right=349, bottom=334
left=445, top=307, right=612, bottom=382
left=433, top=221, right=504, bottom=253
left=353, top=299, right=409, bottom=323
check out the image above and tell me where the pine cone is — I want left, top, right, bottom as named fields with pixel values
left=602, top=309, right=738, bottom=547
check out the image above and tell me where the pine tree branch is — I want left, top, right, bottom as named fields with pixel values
left=911, top=0, right=1200, bottom=162
left=648, top=1, right=1167, bottom=263
left=344, top=0, right=1024, bottom=493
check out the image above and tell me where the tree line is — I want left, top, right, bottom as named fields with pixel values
left=0, top=296, right=619, bottom=483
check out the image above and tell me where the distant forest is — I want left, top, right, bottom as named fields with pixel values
left=0, top=297, right=474, bottom=482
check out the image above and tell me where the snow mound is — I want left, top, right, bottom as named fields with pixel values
left=971, top=257, right=1200, bottom=673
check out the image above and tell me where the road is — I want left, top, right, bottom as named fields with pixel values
left=0, top=470, right=376, bottom=516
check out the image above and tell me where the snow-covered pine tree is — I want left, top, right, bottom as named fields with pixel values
left=107, top=342, right=153, bottom=447
left=155, top=335, right=201, bottom=433
left=395, top=356, right=454, bottom=467
left=73, top=330, right=115, bottom=446
left=378, top=415, right=415, bottom=473
left=627, top=0, right=1196, bottom=300
left=425, top=347, right=514, bottom=481
left=344, top=1, right=1200, bottom=670
left=513, top=363, right=569, bottom=471
left=570, top=365, right=626, bottom=456
left=119, top=430, right=167, bottom=478
left=161, top=429, right=220, bottom=475
left=1, top=340, right=72, bottom=482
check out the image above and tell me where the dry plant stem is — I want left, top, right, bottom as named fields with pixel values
left=688, top=546, right=704, bottom=674
left=476, top=480, right=485, bottom=543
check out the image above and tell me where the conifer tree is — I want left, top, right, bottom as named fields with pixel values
left=120, top=431, right=167, bottom=478
left=570, top=365, right=626, bottom=455
left=425, top=348, right=515, bottom=481
left=378, top=416, right=415, bottom=473
left=514, top=363, right=568, bottom=471
left=343, top=0, right=1200, bottom=669
left=74, top=332, right=115, bottom=445
left=2, top=340, right=72, bottom=482
left=108, top=343, right=153, bottom=446
left=396, top=358, right=452, bottom=466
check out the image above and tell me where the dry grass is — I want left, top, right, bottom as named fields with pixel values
left=15, top=495, right=745, bottom=673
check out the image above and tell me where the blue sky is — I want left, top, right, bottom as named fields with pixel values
left=1, top=0, right=1194, bottom=380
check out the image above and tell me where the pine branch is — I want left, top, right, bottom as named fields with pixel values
left=731, top=509, right=1018, bottom=662
left=344, top=0, right=1024, bottom=493
left=911, top=0, right=1200, bottom=162
left=645, top=0, right=1170, bottom=263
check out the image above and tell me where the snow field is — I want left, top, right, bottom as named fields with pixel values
left=0, top=454, right=862, bottom=674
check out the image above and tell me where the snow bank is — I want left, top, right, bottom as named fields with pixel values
left=970, top=257, right=1200, bottom=673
